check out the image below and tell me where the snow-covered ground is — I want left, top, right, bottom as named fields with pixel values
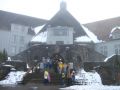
left=60, top=69, right=120, bottom=90
left=0, top=71, right=26, bottom=85
left=1, top=69, right=120, bottom=90
left=75, top=69, right=102, bottom=85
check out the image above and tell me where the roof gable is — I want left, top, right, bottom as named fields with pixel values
left=84, top=17, right=120, bottom=41
left=39, top=9, right=86, bottom=37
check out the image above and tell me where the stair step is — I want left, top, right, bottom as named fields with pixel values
left=22, top=69, right=63, bottom=85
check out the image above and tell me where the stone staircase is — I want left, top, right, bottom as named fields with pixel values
left=21, top=69, right=61, bottom=85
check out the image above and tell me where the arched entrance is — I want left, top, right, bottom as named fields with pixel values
left=51, top=53, right=64, bottom=63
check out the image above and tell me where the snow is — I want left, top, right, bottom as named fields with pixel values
left=31, top=31, right=47, bottom=43
left=3, top=65, right=14, bottom=68
left=32, top=24, right=101, bottom=43
left=26, top=63, right=30, bottom=69
left=75, top=26, right=101, bottom=43
left=60, top=69, right=120, bottom=90
left=109, top=26, right=120, bottom=37
left=111, top=26, right=120, bottom=34
left=0, top=71, right=26, bottom=85
left=7, top=57, right=11, bottom=61
left=75, top=35, right=92, bottom=43
left=1, top=69, right=120, bottom=90
left=34, top=25, right=45, bottom=34
left=104, top=54, right=116, bottom=62
left=75, top=69, right=102, bottom=85
left=81, top=25, right=101, bottom=43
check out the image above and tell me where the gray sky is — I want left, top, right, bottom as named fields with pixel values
left=0, top=0, right=120, bottom=24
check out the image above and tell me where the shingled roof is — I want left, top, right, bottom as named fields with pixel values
left=38, top=2, right=86, bottom=38
left=0, top=10, right=47, bottom=28
left=84, top=17, right=120, bottom=41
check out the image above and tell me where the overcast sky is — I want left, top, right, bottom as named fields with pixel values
left=0, top=0, right=120, bottom=24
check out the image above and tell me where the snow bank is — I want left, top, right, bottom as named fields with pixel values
left=0, top=71, right=26, bottom=85
left=75, top=69, right=102, bottom=85
left=60, top=69, right=120, bottom=90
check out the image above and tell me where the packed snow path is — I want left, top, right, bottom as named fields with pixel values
left=0, top=71, right=26, bottom=85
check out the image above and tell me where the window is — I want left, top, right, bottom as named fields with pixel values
left=100, top=46, right=108, bottom=56
left=53, top=28, right=68, bottom=36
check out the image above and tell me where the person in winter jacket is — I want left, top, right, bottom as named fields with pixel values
left=44, top=70, right=49, bottom=84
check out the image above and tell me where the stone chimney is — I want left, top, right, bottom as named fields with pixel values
left=60, top=1, right=67, bottom=10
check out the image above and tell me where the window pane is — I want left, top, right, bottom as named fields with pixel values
left=53, top=28, right=67, bottom=36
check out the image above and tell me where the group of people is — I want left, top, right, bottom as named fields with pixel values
left=39, top=57, right=52, bottom=70
left=41, top=55, right=76, bottom=86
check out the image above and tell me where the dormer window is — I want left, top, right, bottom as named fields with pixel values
left=110, top=27, right=120, bottom=39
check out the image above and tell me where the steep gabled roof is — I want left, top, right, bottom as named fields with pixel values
left=39, top=6, right=86, bottom=37
left=84, top=17, right=120, bottom=41
left=32, top=2, right=100, bottom=43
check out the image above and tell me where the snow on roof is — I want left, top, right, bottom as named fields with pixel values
left=31, top=31, right=47, bottom=43
left=32, top=25, right=100, bottom=43
left=109, top=26, right=120, bottom=37
left=3, top=64, right=14, bottom=67
left=111, top=26, right=120, bottom=33
left=34, top=24, right=45, bottom=34
left=104, top=54, right=116, bottom=62
left=75, top=35, right=92, bottom=43
left=6, top=60, right=24, bottom=62
left=75, top=25, right=101, bottom=43
left=81, top=25, right=100, bottom=43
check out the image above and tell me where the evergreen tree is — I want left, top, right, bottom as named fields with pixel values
left=0, top=49, right=8, bottom=63
left=2, top=49, right=8, bottom=62
left=0, top=52, right=4, bottom=62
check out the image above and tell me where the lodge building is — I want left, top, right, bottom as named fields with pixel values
left=13, top=1, right=105, bottom=68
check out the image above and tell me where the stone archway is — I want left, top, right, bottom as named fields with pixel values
left=51, top=53, right=64, bottom=63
